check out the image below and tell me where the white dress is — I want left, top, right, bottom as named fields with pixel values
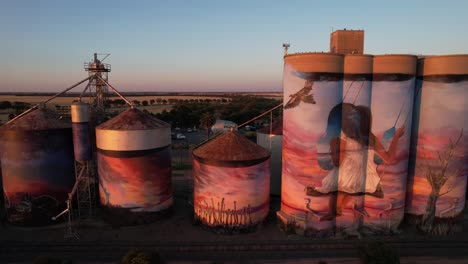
left=315, top=134, right=381, bottom=194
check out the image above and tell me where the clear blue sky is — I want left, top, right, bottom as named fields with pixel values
left=1, top=0, right=467, bottom=92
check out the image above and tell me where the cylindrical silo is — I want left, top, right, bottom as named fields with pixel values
left=361, top=55, right=417, bottom=233
left=192, top=131, right=270, bottom=233
left=256, top=119, right=282, bottom=196
left=96, top=108, right=172, bottom=225
left=278, top=53, right=344, bottom=236
left=406, top=55, right=468, bottom=234
left=0, top=108, right=75, bottom=226
left=326, top=54, right=374, bottom=232
left=71, top=102, right=91, bottom=163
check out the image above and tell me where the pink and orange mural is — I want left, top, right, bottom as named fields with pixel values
left=405, top=55, right=468, bottom=234
left=192, top=131, right=270, bottom=233
left=278, top=53, right=419, bottom=236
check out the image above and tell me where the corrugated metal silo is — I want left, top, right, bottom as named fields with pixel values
left=362, top=54, right=417, bottom=232
left=0, top=108, right=75, bottom=226
left=256, top=119, right=282, bottom=196
left=96, top=108, right=172, bottom=225
left=406, top=55, right=468, bottom=234
left=278, top=53, right=344, bottom=236
left=71, top=102, right=92, bottom=163
left=192, top=131, right=271, bottom=232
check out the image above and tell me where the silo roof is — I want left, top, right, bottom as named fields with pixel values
left=97, top=108, right=169, bottom=130
left=1, top=108, right=70, bottom=131
left=257, top=119, right=283, bottom=135
left=193, top=131, right=270, bottom=167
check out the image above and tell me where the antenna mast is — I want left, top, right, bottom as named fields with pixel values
left=282, top=43, right=290, bottom=56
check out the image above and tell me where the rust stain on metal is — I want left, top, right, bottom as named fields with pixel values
left=97, top=108, right=169, bottom=130
left=0, top=108, right=70, bottom=131
left=193, top=131, right=270, bottom=162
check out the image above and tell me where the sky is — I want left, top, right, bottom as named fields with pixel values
left=1, top=0, right=467, bottom=92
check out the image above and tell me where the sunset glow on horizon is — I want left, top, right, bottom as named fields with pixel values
left=1, top=1, right=467, bottom=92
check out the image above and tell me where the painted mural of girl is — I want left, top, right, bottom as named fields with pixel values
left=308, top=102, right=405, bottom=221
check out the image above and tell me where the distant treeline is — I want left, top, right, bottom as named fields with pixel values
left=152, top=95, right=283, bottom=129
left=0, top=91, right=282, bottom=97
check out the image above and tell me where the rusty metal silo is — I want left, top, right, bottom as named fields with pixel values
left=96, top=108, right=172, bottom=225
left=363, top=54, right=417, bottom=232
left=192, top=131, right=271, bottom=233
left=256, top=119, right=282, bottom=196
left=0, top=108, right=75, bottom=226
left=71, top=102, right=92, bottom=163
left=278, top=53, right=344, bottom=236
left=406, top=55, right=468, bottom=234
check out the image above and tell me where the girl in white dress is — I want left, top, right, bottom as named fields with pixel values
left=309, top=103, right=404, bottom=221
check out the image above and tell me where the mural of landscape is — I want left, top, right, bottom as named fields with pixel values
left=406, top=77, right=468, bottom=234
left=363, top=75, right=416, bottom=232
left=193, top=159, right=270, bottom=231
left=98, top=147, right=173, bottom=224
left=0, top=129, right=75, bottom=226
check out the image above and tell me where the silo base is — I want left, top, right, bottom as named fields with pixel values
left=403, top=212, right=464, bottom=235
left=100, top=205, right=173, bottom=227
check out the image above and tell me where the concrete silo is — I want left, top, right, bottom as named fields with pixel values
left=256, top=119, right=282, bottom=196
left=0, top=108, right=75, bottom=226
left=278, top=53, right=344, bottom=236
left=96, top=108, right=172, bottom=225
left=192, top=131, right=271, bottom=233
left=406, top=55, right=468, bottom=234
left=362, top=55, right=417, bottom=232
left=71, top=102, right=92, bottom=163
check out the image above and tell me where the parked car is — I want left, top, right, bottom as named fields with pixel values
left=186, top=128, right=193, bottom=133
left=176, top=133, right=186, bottom=140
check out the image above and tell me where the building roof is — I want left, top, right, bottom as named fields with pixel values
left=193, top=131, right=270, bottom=167
left=97, top=107, right=169, bottom=130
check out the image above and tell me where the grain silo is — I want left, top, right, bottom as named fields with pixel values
left=71, top=102, right=92, bottom=163
left=277, top=53, right=344, bottom=236
left=192, top=131, right=271, bottom=232
left=406, top=55, right=468, bottom=234
left=328, top=54, right=374, bottom=231
left=0, top=108, right=75, bottom=226
left=256, top=119, right=282, bottom=196
left=96, top=107, right=172, bottom=225
left=361, top=54, right=417, bottom=232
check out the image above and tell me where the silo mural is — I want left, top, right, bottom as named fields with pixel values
left=0, top=108, right=75, bottom=226
left=192, top=131, right=270, bottom=232
left=406, top=55, right=468, bottom=234
left=96, top=108, right=172, bottom=225
left=278, top=53, right=344, bottom=236
left=362, top=55, right=417, bottom=232
left=71, top=102, right=92, bottom=163
left=256, top=119, right=283, bottom=196
left=326, top=54, right=373, bottom=231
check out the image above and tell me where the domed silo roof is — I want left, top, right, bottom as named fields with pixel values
left=193, top=131, right=270, bottom=167
left=1, top=108, right=70, bottom=131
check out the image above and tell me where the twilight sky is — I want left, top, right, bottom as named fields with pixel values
left=1, top=0, right=467, bottom=92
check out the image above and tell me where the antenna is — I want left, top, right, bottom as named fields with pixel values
left=282, top=42, right=290, bottom=56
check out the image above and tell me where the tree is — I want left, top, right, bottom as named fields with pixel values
left=162, top=99, right=167, bottom=105
left=150, top=99, right=155, bottom=105
left=133, top=100, right=141, bottom=106
left=156, top=98, right=162, bottom=104
left=199, top=112, right=215, bottom=139
left=142, top=100, right=149, bottom=106
left=420, top=130, right=464, bottom=232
